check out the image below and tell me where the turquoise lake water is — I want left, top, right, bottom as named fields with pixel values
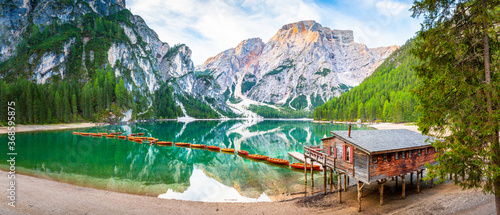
left=0, top=120, right=370, bottom=202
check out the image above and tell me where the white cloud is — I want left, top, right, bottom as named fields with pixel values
left=127, top=0, right=420, bottom=65
left=375, top=0, right=412, bottom=18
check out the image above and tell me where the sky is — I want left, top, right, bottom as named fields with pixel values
left=127, top=0, right=422, bottom=65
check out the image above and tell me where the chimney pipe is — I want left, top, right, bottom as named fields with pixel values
left=348, top=124, right=351, bottom=138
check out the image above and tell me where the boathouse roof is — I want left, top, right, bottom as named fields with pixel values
left=329, top=129, right=435, bottom=154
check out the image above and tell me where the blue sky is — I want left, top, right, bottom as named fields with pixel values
left=127, top=0, right=421, bottom=65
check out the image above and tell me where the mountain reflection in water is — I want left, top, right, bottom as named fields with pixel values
left=0, top=120, right=370, bottom=201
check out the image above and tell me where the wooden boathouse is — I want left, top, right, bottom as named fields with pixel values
left=302, top=127, right=438, bottom=211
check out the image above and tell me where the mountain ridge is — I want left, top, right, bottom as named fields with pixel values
left=197, top=20, right=398, bottom=113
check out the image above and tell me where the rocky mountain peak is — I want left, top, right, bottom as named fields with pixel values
left=234, top=38, right=264, bottom=57
left=280, top=20, right=321, bottom=33
left=199, top=20, right=399, bottom=111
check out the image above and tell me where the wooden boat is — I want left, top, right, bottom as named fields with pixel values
left=105, top=135, right=116, bottom=138
left=266, top=158, right=290, bottom=166
left=73, top=132, right=80, bottom=135
left=137, top=133, right=145, bottom=136
left=146, top=137, right=156, bottom=141
left=109, top=132, right=122, bottom=135
left=191, top=144, right=206, bottom=148
left=290, top=163, right=321, bottom=171
left=128, top=137, right=135, bottom=141
left=130, top=133, right=137, bottom=136
left=247, top=154, right=269, bottom=160
left=117, top=136, right=126, bottom=140
left=98, top=133, right=108, bottom=135
left=134, top=139, right=143, bottom=143
left=237, top=150, right=249, bottom=156
left=91, top=133, right=102, bottom=137
left=157, top=141, right=173, bottom=146
left=221, top=148, right=235, bottom=153
left=207, top=146, right=220, bottom=151
left=175, top=142, right=190, bottom=147
left=135, top=137, right=147, bottom=140
left=81, top=133, right=90, bottom=136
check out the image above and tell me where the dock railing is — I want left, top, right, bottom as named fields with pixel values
left=304, top=146, right=335, bottom=168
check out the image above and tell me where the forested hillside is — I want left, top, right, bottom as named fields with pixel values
left=0, top=67, right=132, bottom=124
left=313, top=40, right=419, bottom=122
left=0, top=10, right=173, bottom=125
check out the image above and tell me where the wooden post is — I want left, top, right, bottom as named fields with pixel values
left=338, top=173, right=342, bottom=203
left=330, top=169, right=333, bottom=192
left=417, top=170, right=420, bottom=193
left=395, top=176, right=398, bottom=188
left=449, top=173, right=452, bottom=180
left=402, top=175, right=406, bottom=199
left=304, top=153, right=307, bottom=185
left=344, top=174, right=347, bottom=192
left=410, top=172, right=414, bottom=185
left=431, top=178, right=434, bottom=188
left=378, top=181, right=384, bottom=205
left=358, top=181, right=363, bottom=212
left=323, top=165, right=327, bottom=195
left=311, top=160, right=314, bottom=187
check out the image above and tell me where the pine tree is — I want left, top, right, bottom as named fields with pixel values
left=411, top=0, right=500, bottom=213
left=72, top=94, right=77, bottom=122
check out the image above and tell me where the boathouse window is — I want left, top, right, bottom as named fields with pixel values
left=425, top=148, right=428, bottom=155
left=345, top=146, right=350, bottom=162
left=383, top=154, right=387, bottom=162
left=409, top=151, right=412, bottom=158
left=395, top=152, right=399, bottom=160
left=330, top=147, right=335, bottom=157
left=402, top=151, right=406, bottom=158
left=343, top=145, right=352, bottom=163
left=372, top=156, right=377, bottom=163
left=418, top=149, right=422, bottom=156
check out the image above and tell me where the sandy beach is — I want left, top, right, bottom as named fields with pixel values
left=1, top=170, right=494, bottom=215
left=0, top=123, right=104, bottom=135
left=367, top=123, right=420, bottom=133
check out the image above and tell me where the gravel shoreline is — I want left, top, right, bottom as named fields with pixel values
left=1, top=170, right=494, bottom=215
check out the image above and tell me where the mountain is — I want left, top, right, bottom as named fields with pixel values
left=0, top=0, right=232, bottom=124
left=198, top=20, right=398, bottom=115
left=313, top=40, right=419, bottom=122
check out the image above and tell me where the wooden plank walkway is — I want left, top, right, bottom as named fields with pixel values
left=288, top=152, right=324, bottom=170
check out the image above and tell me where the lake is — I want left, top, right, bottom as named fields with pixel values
left=0, top=120, right=370, bottom=202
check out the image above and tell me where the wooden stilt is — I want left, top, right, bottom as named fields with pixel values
left=378, top=181, right=384, bottom=205
left=358, top=181, right=363, bottom=212
left=402, top=175, right=406, bottom=199
left=311, top=160, right=314, bottom=187
left=323, top=165, right=327, bottom=195
left=410, top=172, right=414, bottom=185
left=329, top=169, right=333, bottom=192
left=338, top=173, right=342, bottom=203
left=395, top=176, right=398, bottom=188
left=431, top=178, right=434, bottom=188
left=347, top=176, right=350, bottom=185
left=344, top=174, right=347, bottom=192
left=449, top=173, right=452, bottom=180
left=417, top=170, right=420, bottom=193
left=304, top=153, right=307, bottom=185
